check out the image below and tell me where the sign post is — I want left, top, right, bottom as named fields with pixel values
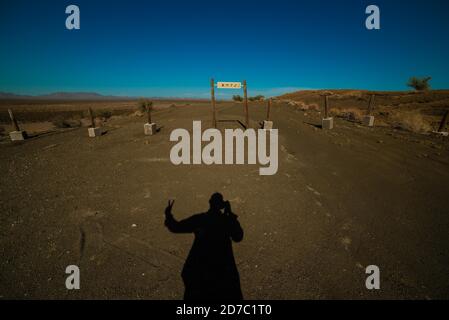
left=243, top=80, right=249, bottom=128
left=211, top=78, right=217, bottom=128
left=211, top=79, right=248, bottom=129
left=217, top=82, right=242, bottom=89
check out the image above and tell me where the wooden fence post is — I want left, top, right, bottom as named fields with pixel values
left=8, top=109, right=20, bottom=131
left=324, top=95, right=329, bottom=119
left=367, top=94, right=375, bottom=115
left=266, top=98, right=272, bottom=121
left=88, top=107, right=95, bottom=128
left=438, top=110, right=449, bottom=133
left=147, top=102, right=153, bottom=124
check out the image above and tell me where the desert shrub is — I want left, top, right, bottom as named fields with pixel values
left=308, top=103, right=320, bottom=111
left=390, top=111, right=432, bottom=133
left=296, top=101, right=307, bottom=110
left=295, top=101, right=320, bottom=112
left=98, top=110, right=112, bottom=119
left=249, top=95, right=265, bottom=102
left=333, top=108, right=364, bottom=121
left=82, top=109, right=91, bottom=118
left=64, top=119, right=82, bottom=128
left=137, top=99, right=152, bottom=113
left=52, top=116, right=67, bottom=128
left=407, top=77, right=432, bottom=91
left=232, top=95, right=243, bottom=102
left=137, top=100, right=145, bottom=113
left=52, top=116, right=81, bottom=128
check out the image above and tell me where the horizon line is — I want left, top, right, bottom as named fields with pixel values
left=2, top=87, right=449, bottom=100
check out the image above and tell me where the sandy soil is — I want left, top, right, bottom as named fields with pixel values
left=1, top=101, right=449, bottom=299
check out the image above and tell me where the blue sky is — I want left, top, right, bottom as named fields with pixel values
left=1, top=0, right=449, bottom=98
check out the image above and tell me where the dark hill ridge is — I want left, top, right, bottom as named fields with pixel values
left=0, top=91, right=131, bottom=100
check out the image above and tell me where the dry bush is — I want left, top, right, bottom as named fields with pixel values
left=98, top=110, right=112, bottom=119
left=295, top=101, right=307, bottom=110
left=249, top=95, right=265, bottom=102
left=132, top=110, right=144, bottom=117
left=390, top=111, right=432, bottom=133
left=52, top=116, right=81, bottom=128
left=308, top=103, right=320, bottom=111
left=295, top=101, right=320, bottom=111
left=137, top=99, right=151, bottom=113
left=232, top=95, right=243, bottom=102
left=332, top=108, right=364, bottom=121
left=407, top=76, right=432, bottom=91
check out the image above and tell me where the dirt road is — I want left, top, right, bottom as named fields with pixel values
left=1, top=102, right=448, bottom=299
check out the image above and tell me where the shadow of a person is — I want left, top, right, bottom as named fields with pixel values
left=165, top=193, right=244, bottom=301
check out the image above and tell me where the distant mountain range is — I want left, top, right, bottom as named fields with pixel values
left=0, top=91, right=133, bottom=100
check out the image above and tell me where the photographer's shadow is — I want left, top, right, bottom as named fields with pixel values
left=164, top=193, right=244, bottom=301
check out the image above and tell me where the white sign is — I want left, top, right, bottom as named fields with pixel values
left=217, top=82, right=242, bottom=89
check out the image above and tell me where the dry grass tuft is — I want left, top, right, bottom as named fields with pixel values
left=332, top=108, right=364, bottom=122
left=294, top=101, right=320, bottom=111
left=51, top=116, right=82, bottom=129
left=390, top=111, right=432, bottom=133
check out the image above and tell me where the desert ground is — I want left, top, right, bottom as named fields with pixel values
left=1, top=94, right=449, bottom=299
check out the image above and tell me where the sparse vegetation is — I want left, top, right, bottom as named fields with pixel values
left=332, top=108, right=364, bottom=122
left=98, top=110, right=112, bottom=119
left=51, top=116, right=81, bottom=128
left=390, top=110, right=432, bottom=133
left=407, top=77, right=432, bottom=91
left=137, top=99, right=152, bottom=113
left=249, top=95, right=265, bottom=102
left=232, top=95, right=243, bottom=102
left=288, top=100, right=320, bottom=112
left=2, top=92, right=448, bottom=136
left=298, top=101, right=320, bottom=112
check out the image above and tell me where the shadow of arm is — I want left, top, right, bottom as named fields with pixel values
left=165, top=214, right=200, bottom=234
left=229, top=215, right=244, bottom=243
